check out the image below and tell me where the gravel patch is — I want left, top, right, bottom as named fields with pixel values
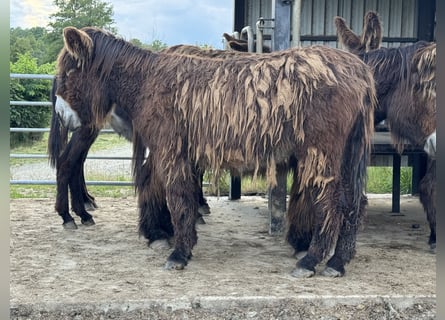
left=10, top=143, right=133, bottom=182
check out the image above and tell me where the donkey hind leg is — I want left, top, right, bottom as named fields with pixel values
left=286, top=165, right=314, bottom=256
left=196, top=166, right=210, bottom=219
left=291, top=183, right=343, bottom=278
left=137, top=159, right=174, bottom=250
left=69, top=156, right=95, bottom=226
left=79, top=162, right=98, bottom=211
left=164, top=160, right=200, bottom=270
left=419, top=159, right=436, bottom=251
left=321, top=192, right=367, bottom=277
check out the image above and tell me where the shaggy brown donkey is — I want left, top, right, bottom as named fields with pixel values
left=334, top=11, right=436, bottom=251
left=54, top=26, right=375, bottom=277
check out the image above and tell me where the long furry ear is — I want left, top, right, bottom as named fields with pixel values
left=361, top=11, right=382, bottom=51
left=334, top=16, right=362, bottom=53
left=62, top=27, right=93, bottom=66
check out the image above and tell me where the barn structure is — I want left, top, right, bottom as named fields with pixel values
left=225, top=0, right=436, bottom=234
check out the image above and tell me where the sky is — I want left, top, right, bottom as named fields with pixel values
left=10, top=0, right=234, bottom=49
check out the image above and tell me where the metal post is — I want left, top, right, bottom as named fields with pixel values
left=392, top=154, right=401, bottom=213
left=256, top=18, right=265, bottom=53
left=272, top=0, right=291, bottom=51
left=291, top=0, right=301, bottom=47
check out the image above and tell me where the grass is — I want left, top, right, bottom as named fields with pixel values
left=10, top=134, right=414, bottom=198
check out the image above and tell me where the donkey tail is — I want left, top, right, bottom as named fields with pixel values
left=47, top=77, right=69, bottom=168
left=343, top=83, right=376, bottom=217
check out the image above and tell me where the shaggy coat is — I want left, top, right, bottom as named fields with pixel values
left=55, top=26, right=375, bottom=277
left=334, top=11, right=436, bottom=249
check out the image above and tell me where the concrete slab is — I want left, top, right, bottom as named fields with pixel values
left=10, top=195, right=436, bottom=319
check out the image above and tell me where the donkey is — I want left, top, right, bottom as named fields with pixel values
left=54, top=26, right=375, bottom=277
left=48, top=41, right=291, bottom=230
left=334, top=11, right=436, bottom=251
left=48, top=48, right=214, bottom=229
left=48, top=43, right=280, bottom=231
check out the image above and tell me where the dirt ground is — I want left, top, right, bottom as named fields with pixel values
left=10, top=195, right=436, bottom=319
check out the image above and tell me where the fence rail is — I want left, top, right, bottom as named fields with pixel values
left=10, top=73, right=133, bottom=186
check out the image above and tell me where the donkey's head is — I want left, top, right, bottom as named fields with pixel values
left=55, top=27, right=117, bottom=131
left=334, top=11, right=382, bottom=54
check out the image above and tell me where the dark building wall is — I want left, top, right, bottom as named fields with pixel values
left=232, top=0, right=435, bottom=49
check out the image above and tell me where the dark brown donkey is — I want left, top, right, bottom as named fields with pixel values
left=334, top=11, right=436, bottom=251
left=54, top=26, right=375, bottom=277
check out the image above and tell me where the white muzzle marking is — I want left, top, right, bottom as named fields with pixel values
left=424, top=130, right=436, bottom=159
left=55, top=95, right=82, bottom=130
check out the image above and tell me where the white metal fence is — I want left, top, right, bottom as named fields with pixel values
left=10, top=73, right=134, bottom=186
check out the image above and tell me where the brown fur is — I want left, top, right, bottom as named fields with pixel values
left=56, top=26, right=376, bottom=275
left=223, top=32, right=271, bottom=53
left=335, top=11, right=437, bottom=250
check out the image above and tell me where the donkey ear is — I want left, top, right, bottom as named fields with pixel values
left=62, top=27, right=93, bottom=62
left=334, top=16, right=362, bottom=53
left=361, top=11, right=382, bottom=51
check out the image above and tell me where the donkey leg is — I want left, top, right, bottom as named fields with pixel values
left=164, top=160, right=200, bottom=270
left=419, top=159, right=436, bottom=251
left=137, top=159, right=174, bottom=249
left=286, top=167, right=314, bottom=255
left=79, top=162, right=98, bottom=211
left=197, top=168, right=210, bottom=216
left=322, top=192, right=367, bottom=277
left=291, top=183, right=343, bottom=278
left=69, top=159, right=95, bottom=226
left=55, top=157, right=77, bottom=229
left=67, top=129, right=99, bottom=225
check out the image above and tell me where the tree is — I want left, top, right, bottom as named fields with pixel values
left=10, top=27, right=52, bottom=64
left=46, top=0, right=116, bottom=61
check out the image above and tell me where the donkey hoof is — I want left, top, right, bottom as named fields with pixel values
left=63, top=220, right=78, bottom=230
left=291, top=267, right=315, bottom=278
left=164, top=260, right=186, bottom=270
left=198, top=205, right=211, bottom=216
left=81, top=218, right=95, bottom=226
left=149, top=239, right=171, bottom=251
left=321, top=267, right=343, bottom=277
left=84, top=202, right=97, bottom=211
left=196, top=216, right=206, bottom=225
left=430, top=243, right=436, bottom=253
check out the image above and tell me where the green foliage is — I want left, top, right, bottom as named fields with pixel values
left=148, top=39, right=168, bottom=52
left=10, top=27, right=53, bottom=64
left=129, top=38, right=168, bottom=52
left=10, top=53, right=56, bottom=146
left=46, top=0, right=116, bottom=61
